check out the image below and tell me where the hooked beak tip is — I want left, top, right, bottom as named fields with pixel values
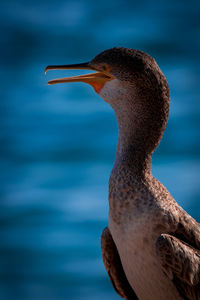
left=44, top=66, right=51, bottom=74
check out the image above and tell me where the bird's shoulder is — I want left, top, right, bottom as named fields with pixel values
left=109, top=168, right=200, bottom=244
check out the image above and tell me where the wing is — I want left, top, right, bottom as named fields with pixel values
left=156, top=233, right=200, bottom=300
left=174, top=210, right=200, bottom=251
left=101, top=227, right=138, bottom=300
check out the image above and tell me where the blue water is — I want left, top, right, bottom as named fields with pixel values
left=0, top=0, right=200, bottom=299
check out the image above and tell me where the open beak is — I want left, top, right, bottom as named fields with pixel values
left=45, top=62, right=113, bottom=93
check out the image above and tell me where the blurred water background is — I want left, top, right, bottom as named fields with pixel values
left=0, top=0, right=200, bottom=299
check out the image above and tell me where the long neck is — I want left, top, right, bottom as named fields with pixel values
left=114, top=108, right=152, bottom=174
left=99, top=74, right=169, bottom=175
left=111, top=89, right=169, bottom=175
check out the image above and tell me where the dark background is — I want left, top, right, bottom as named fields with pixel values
left=0, top=0, right=200, bottom=299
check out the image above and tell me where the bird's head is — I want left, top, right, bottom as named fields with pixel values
left=45, top=47, right=170, bottom=155
left=45, top=47, right=169, bottom=109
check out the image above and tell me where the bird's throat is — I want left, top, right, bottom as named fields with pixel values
left=98, top=78, right=169, bottom=175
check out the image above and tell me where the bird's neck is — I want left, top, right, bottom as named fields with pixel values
left=112, top=93, right=169, bottom=176
left=99, top=76, right=169, bottom=176
left=114, top=108, right=152, bottom=175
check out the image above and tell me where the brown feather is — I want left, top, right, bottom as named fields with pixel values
left=156, top=234, right=200, bottom=299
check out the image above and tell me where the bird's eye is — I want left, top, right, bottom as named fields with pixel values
left=101, top=65, right=108, bottom=71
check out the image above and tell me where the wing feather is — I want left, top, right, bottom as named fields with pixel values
left=156, top=233, right=200, bottom=300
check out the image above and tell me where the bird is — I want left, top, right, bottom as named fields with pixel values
left=45, top=47, right=200, bottom=300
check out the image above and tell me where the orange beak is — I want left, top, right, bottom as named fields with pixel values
left=45, top=62, right=113, bottom=93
